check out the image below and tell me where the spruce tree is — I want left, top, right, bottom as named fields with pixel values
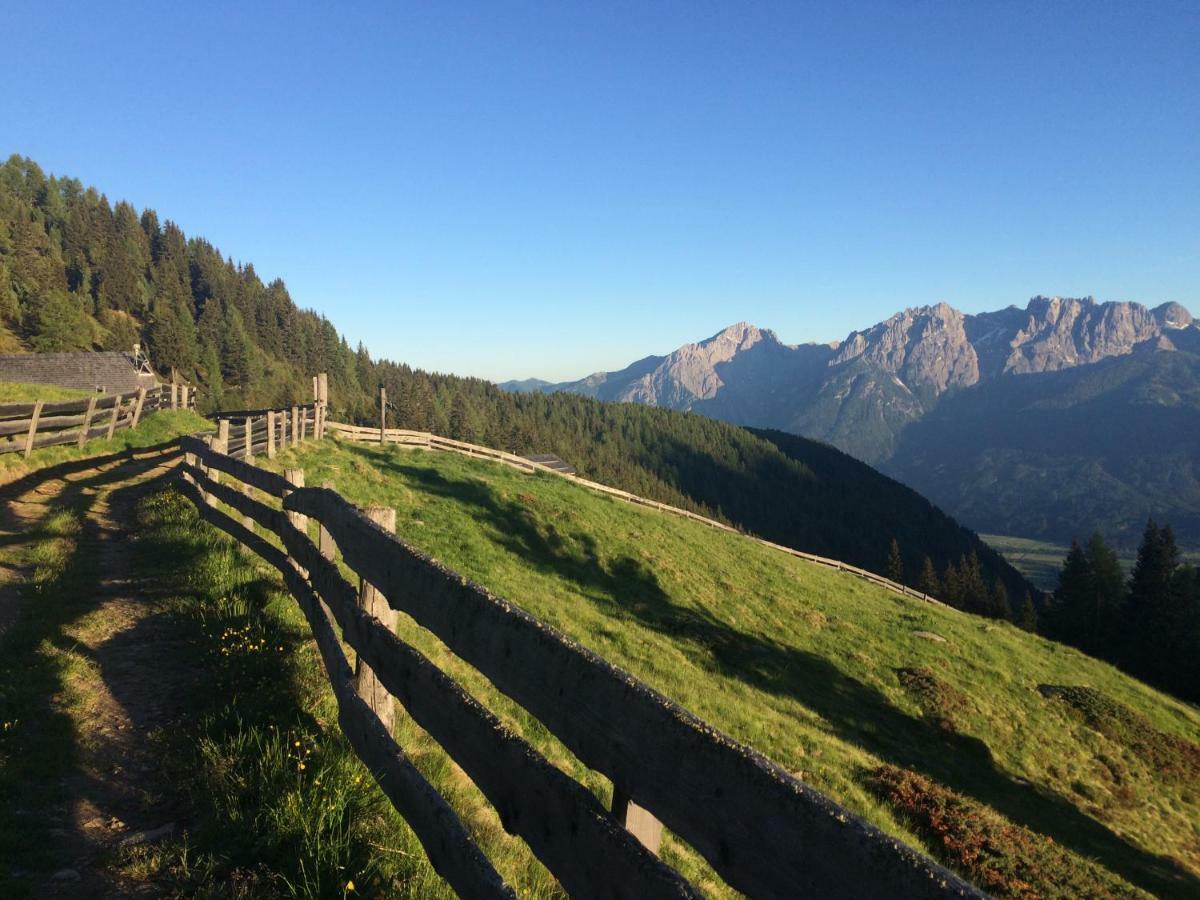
left=886, top=538, right=904, bottom=584
left=1083, top=531, right=1125, bottom=656
left=1017, top=591, right=1038, bottom=632
left=987, top=578, right=1011, bottom=620
left=1125, top=520, right=1182, bottom=684
left=1047, top=539, right=1091, bottom=644
left=26, top=290, right=91, bottom=351
left=916, top=556, right=940, bottom=597
left=958, top=551, right=988, bottom=614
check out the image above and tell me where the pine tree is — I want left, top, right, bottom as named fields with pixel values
left=25, top=290, right=91, bottom=351
left=1046, top=539, right=1091, bottom=644
left=941, top=560, right=961, bottom=606
left=1017, top=591, right=1038, bottom=632
left=916, top=556, right=940, bottom=597
left=1083, top=531, right=1125, bottom=656
left=886, top=538, right=904, bottom=584
left=986, top=577, right=1011, bottom=620
left=1125, top=520, right=1182, bottom=685
left=958, top=551, right=988, bottom=614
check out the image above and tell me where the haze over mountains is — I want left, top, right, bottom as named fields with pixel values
left=502, top=297, right=1200, bottom=549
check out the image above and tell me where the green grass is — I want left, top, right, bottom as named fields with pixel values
left=0, top=495, right=105, bottom=893
left=115, top=489, right=561, bottom=897
left=242, top=437, right=1199, bottom=898
left=0, top=409, right=211, bottom=483
left=0, top=381, right=95, bottom=402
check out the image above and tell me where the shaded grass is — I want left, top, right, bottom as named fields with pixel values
left=0, top=498, right=99, bottom=894
left=258, top=438, right=1200, bottom=898
left=118, top=489, right=565, bottom=897
left=0, top=409, right=211, bottom=483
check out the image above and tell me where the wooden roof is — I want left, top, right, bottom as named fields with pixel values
left=0, top=352, right=158, bottom=394
left=522, top=453, right=576, bottom=475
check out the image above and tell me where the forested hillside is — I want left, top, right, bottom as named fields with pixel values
left=0, top=154, right=1032, bottom=611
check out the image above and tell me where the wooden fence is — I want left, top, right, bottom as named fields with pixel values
left=0, top=383, right=194, bottom=458
left=210, top=402, right=323, bottom=461
left=325, top=421, right=955, bottom=613
left=176, top=433, right=978, bottom=899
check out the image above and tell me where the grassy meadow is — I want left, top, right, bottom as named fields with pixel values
left=16, top=430, right=1194, bottom=896
left=227, top=436, right=1199, bottom=898
left=0, top=380, right=95, bottom=402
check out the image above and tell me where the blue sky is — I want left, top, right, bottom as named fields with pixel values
left=4, top=1, right=1197, bottom=380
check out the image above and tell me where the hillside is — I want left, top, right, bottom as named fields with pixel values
left=0, top=155, right=1034, bottom=615
left=887, top=348, right=1200, bottom=549
left=503, top=299, right=1200, bottom=549
left=264, top=437, right=1200, bottom=897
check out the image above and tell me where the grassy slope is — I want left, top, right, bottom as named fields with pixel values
left=0, top=381, right=95, bottom=402
left=0, top=409, right=212, bottom=484
left=268, top=437, right=1199, bottom=897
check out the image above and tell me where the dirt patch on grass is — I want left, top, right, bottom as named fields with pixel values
left=896, top=666, right=969, bottom=733
left=1038, top=685, right=1200, bottom=786
left=871, top=764, right=1143, bottom=899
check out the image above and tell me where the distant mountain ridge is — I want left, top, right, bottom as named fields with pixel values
left=501, top=297, right=1200, bottom=548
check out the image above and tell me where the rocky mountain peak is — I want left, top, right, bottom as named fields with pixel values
left=1154, top=302, right=1194, bottom=330
left=703, top=322, right=773, bottom=352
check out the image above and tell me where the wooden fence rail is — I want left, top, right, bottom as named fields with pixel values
left=176, top=434, right=979, bottom=899
left=211, top=402, right=322, bottom=461
left=0, top=382, right=196, bottom=459
left=324, top=421, right=956, bottom=612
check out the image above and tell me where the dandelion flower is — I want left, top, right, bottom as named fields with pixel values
left=346, top=880, right=355, bottom=892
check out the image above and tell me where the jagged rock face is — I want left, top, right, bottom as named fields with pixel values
left=1002, top=296, right=1165, bottom=374
left=505, top=295, right=1197, bottom=464
left=500, top=296, right=1200, bottom=546
left=833, top=303, right=980, bottom=399
left=616, top=323, right=780, bottom=407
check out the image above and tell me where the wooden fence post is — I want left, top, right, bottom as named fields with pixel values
left=319, top=481, right=337, bottom=560
left=199, top=436, right=218, bottom=506
left=24, top=400, right=43, bottom=460
left=356, top=506, right=397, bottom=731
left=105, top=394, right=121, bottom=439
left=241, top=483, right=254, bottom=530
left=217, top=419, right=230, bottom=453
left=300, top=406, right=308, bottom=442
left=291, top=406, right=300, bottom=448
left=611, top=787, right=664, bottom=856
left=131, top=388, right=147, bottom=428
left=284, top=469, right=307, bottom=535
left=171, top=382, right=178, bottom=410
left=266, top=410, right=276, bottom=458
left=243, top=416, right=253, bottom=461
left=317, top=373, right=329, bottom=439
left=77, top=396, right=98, bottom=448
left=379, top=386, right=387, bottom=444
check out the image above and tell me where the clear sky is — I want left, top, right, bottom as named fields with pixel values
left=4, top=1, right=1197, bottom=381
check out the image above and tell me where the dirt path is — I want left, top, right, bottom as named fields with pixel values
left=0, top=446, right=192, bottom=897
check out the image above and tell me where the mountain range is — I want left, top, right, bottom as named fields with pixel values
left=501, top=297, right=1200, bottom=549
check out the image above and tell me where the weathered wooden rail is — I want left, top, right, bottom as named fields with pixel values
left=0, top=382, right=194, bottom=458
left=176, top=433, right=979, bottom=898
left=208, top=373, right=328, bottom=461
left=325, top=420, right=955, bottom=612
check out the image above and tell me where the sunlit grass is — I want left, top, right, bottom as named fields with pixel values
left=0, top=381, right=94, bottom=402
left=250, top=437, right=1200, bottom=898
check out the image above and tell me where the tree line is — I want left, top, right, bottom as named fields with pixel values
left=1042, top=523, right=1199, bottom=702
left=0, top=153, right=1033, bottom=620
